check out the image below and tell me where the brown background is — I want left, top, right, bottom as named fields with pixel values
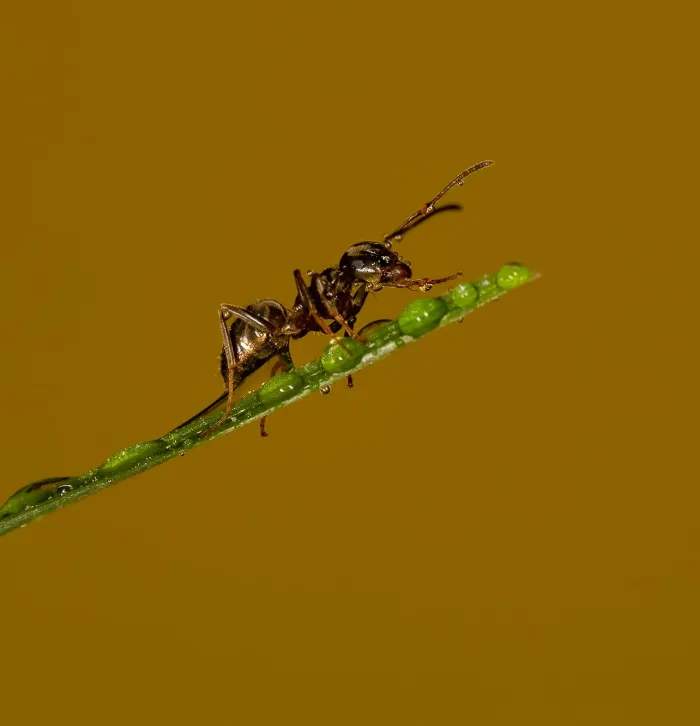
left=1, top=1, right=698, bottom=723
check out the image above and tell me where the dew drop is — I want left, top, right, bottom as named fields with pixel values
left=398, top=297, right=448, bottom=337
left=259, top=371, right=305, bottom=404
left=321, top=338, right=367, bottom=374
left=57, top=484, right=73, bottom=497
left=496, top=263, right=532, bottom=289
left=320, top=385, right=331, bottom=395
left=457, top=179, right=464, bottom=187
left=449, top=282, right=479, bottom=309
left=100, top=440, right=168, bottom=472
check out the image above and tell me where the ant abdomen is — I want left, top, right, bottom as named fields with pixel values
left=220, top=299, right=290, bottom=382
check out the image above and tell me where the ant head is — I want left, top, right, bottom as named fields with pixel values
left=339, top=243, right=412, bottom=288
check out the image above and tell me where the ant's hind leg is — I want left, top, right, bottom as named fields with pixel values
left=202, top=304, right=277, bottom=437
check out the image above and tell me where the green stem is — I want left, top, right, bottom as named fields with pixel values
left=0, top=263, right=538, bottom=537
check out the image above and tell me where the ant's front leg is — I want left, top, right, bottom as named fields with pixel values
left=382, top=270, right=462, bottom=293
left=401, top=270, right=463, bottom=292
left=293, top=270, right=353, bottom=354
left=314, top=277, right=367, bottom=345
left=202, top=304, right=277, bottom=437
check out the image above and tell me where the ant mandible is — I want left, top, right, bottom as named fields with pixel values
left=185, top=160, right=494, bottom=437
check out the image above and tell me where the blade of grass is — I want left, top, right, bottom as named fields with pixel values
left=0, top=263, right=538, bottom=537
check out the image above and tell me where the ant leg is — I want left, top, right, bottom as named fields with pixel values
left=310, top=276, right=367, bottom=344
left=293, top=270, right=351, bottom=353
left=343, top=329, right=356, bottom=388
left=344, top=285, right=371, bottom=388
left=333, top=314, right=365, bottom=343
left=219, top=305, right=275, bottom=334
left=202, top=304, right=277, bottom=437
left=259, top=350, right=294, bottom=438
left=383, top=160, right=494, bottom=244
left=386, top=270, right=463, bottom=293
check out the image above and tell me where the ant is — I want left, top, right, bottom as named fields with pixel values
left=176, top=160, right=493, bottom=437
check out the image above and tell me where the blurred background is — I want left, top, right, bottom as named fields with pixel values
left=1, top=1, right=698, bottom=723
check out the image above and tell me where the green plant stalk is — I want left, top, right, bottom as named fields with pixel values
left=0, top=264, right=538, bottom=537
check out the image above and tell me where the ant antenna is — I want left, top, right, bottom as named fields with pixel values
left=383, top=203, right=463, bottom=241
left=383, top=160, right=494, bottom=245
